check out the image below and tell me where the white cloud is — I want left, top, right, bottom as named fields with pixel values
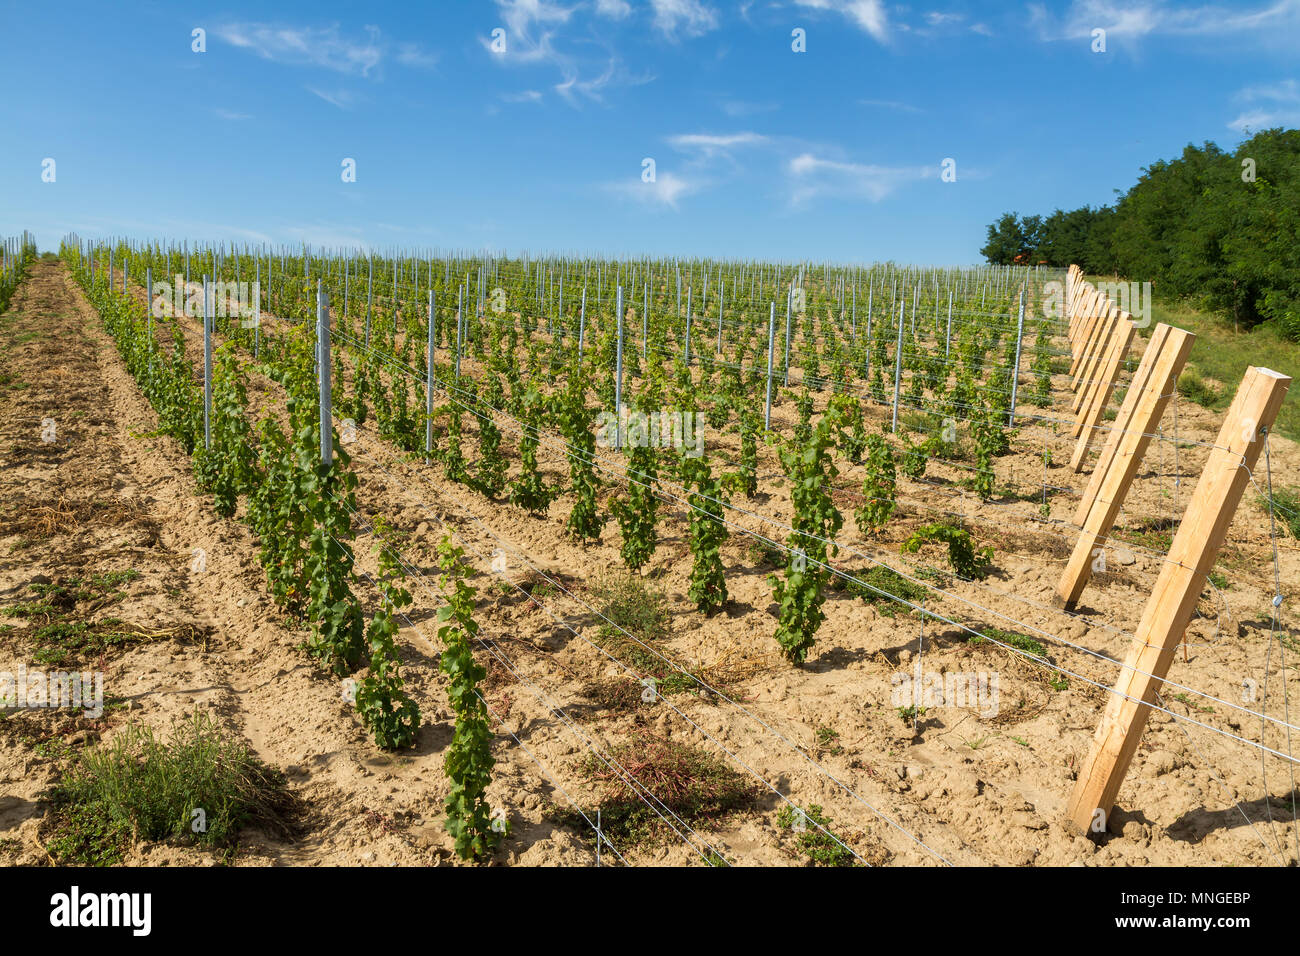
left=595, top=0, right=632, bottom=17
left=719, top=98, right=780, bottom=117
left=649, top=0, right=720, bottom=37
left=607, top=170, right=699, bottom=209
left=793, top=0, right=889, bottom=42
left=501, top=89, right=545, bottom=102
left=306, top=87, right=358, bottom=110
left=487, top=0, right=651, bottom=106
left=1228, top=78, right=1300, bottom=132
left=1047, top=0, right=1300, bottom=40
left=395, top=43, right=438, bottom=68
left=668, top=131, right=769, bottom=159
left=859, top=98, right=922, bottom=113
left=488, top=0, right=576, bottom=64
left=554, top=56, right=653, bottom=104
left=1238, top=78, right=1300, bottom=101
left=215, top=108, right=252, bottom=120
left=216, top=22, right=415, bottom=76
left=786, top=152, right=932, bottom=203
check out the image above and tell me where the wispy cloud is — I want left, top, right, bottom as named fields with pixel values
left=215, top=108, right=252, bottom=121
left=595, top=0, right=633, bottom=18
left=501, top=89, right=545, bottom=103
left=859, top=98, right=922, bottom=113
left=649, top=0, right=720, bottom=38
left=606, top=170, right=700, bottom=209
left=1228, top=78, right=1300, bottom=132
left=924, top=11, right=964, bottom=27
left=668, top=131, right=769, bottom=161
left=306, top=87, right=358, bottom=110
left=793, top=0, right=889, bottom=42
left=486, top=0, right=652, bottom=106
left=786, top=152, right=933, bottom=203
left=719, top=98, right=779, bottom=117
left=214, top=22, right=436, bottom=78
left=395, top=43, right=438, bottom=69
left=1039, top=0, right=1300, bottom=41
left=486, top=0, right=576, bottom=64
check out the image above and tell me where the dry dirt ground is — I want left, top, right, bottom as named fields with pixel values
left=2, top=258, right=1298, bottom=867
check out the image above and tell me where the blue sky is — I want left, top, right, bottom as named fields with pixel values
left=2, top=0, right=1298, bottom=263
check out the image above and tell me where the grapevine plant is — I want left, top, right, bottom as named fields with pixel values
left=434, top=534, right=500, bottom=862
left=769, top=405, right=844, bottom=665
left=354, top=517, right=421, bottom=749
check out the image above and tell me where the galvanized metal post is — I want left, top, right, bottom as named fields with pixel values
left=764, top=303, right=776, bottom=430
left=579, top=285, right=586, bottom=358
left=317, top=281, right=333, bottom=466
left=716, top=280, right=724, bottom=353
left=683, top=286, right=692, bottom=365
left=426, top=289, right=435, bottom=464
left=1008, top=289, right=1026, bottom=426
left=455, top=285, right=463, bottom=380
left=364, top=255, right=374, bottom=348
left=851, top=275, right=857, bottom=340
left=203, top=276, right=212, bottom=450
left=782, top=286, right=792, bottom=385
left=146, top=266, right=153, bottom=378
left=945, top=289, right=953, bottom=357
left=614, top=285, right=624, bottom=451
left=892, top=298, right=904, bottom=433
left=254, top=260, right=261, bottom=359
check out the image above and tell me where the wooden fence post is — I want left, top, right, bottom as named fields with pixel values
left=1069, top=315, right=1135, bottom=459
left=1069, top=290, right=1102, bottom=367
left=1068, top=280, right=1092, bottom=348
left=1066, top=366, right=1291, bottom=834
left=1069, top=297, right=1110, bottom=386
left=1055, top=324, right=1196, bottom=609
left=1074, top=313, right=1133, bottom=429
left=1072, top=306, right=1117, bottom=409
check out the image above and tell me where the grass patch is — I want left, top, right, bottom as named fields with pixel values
left=833, top=563, right=930, bottom=612
left=971, top=627, right=1045, bottom=659
left=589, top=574, right=706, bottom=696
left=2, top=571, right=189, bottom=666
left=1138, top=297, right=1300, bottom=441
left=591, top=574, right=671, bottom=644
left=1114, top=516, right=1178, bottom=553
left=776, top=804, right=858, bottom=866
left=42, top=710, right=300, bottom=865
left=1176, top=364, right=1223, bottom=410
left=745, top=535, right=785, bottom=569
left=565, top=731, right=760, bottom=851
left=1267, top=486, right=1300, bottom=539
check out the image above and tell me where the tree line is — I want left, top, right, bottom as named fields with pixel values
left=981, top=128, right=1300, bottom=339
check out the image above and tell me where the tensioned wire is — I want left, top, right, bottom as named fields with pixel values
left=331, top=324, right=1297, bottom=743
left=340, top=541, right=717, bottom=866
left=104, top=247, right=1300, bottom=790
left=326, top=348, right=1295, bottom=866
left=353, top=558, right=636, bottom=865
left=333, top=429, right=939, bottom=865
left=325, top=482, right=875, bottom=866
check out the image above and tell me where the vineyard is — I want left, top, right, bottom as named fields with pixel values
left=1, top=235, right=1296, bottom=868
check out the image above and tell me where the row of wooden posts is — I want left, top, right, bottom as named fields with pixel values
left=1052, top=265, right=1291, bottom=834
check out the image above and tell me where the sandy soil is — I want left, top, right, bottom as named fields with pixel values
left=2, top=259, right=1298, bottom=867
